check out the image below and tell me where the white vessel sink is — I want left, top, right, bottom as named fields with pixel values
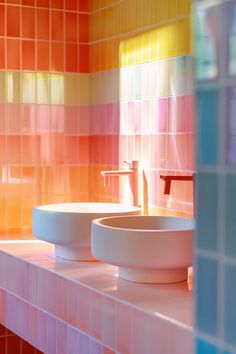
left=32, top=203, right=141, bottom=261
left=91, top=216, right=195, bottom=284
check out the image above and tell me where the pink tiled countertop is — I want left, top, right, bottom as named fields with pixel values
left=0, top=241, right=193, bottom=354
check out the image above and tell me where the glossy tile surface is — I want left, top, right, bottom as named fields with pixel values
left=0, top=241, right=193, bottom=354
left=195, top=1, right=236, bottom=354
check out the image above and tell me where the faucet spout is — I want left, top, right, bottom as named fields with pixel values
left=101, top=161, right=140, bottom=206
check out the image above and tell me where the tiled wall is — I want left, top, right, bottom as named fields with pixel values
left=89, top=0, right=195, bottom=216
left=0, top=0, right=89, bottom=235
left=0, top=324, right=43, bottom=354
left=195, top=0, right=236, bottom=353
left=0, top=0, right=194, bottom=235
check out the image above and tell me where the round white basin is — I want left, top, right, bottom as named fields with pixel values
left=91, top=216, right=195, bottom=284
left=32, top=203, right=141, bottom=261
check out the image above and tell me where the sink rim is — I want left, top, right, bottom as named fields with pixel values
left=34, top=202, right=141, bottom=215
left=92, top=215, right=195, bottom=233
left=91, top=215, right=194, bottom=284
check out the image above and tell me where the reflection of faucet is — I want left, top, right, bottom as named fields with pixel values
left=160, top=173, right=196, bottom=216
left=160, top=174, right=195, bottom=195
left=101, top=161, right=139, bottom=207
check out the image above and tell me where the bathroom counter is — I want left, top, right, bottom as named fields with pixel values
left=0, top=241, right=193, bottom=354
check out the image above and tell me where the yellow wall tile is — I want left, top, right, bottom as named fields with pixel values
left=6, top=72, right=21, bottom=103
left=51, top=74, right=64, bottom=105
left=0, top=72, right=6, bottom=102
left=37, top=73, right=50, bottom=104
left=159, top=26, right=168, bottom=59
left=64, top=74, right=78, bottom=105
left=22, top=73, right=36, bottom=104
left=177, top=18, right=191, bottom=55
left=168, top=0, right=177, bottom=20
left=167, top=23, right=177, bottom=57
left=177, top=0, right=191, bottom=17
left=159, top=0, right=168, bottom=23
left=150, top=0, right=159, bottom=26
left=77, top=74, right=90, bottom=104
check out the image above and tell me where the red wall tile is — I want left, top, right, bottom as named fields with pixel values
left=79, top=14, right=88, bottom=42
left=7, top=39, right=20, bottom=70
left=36, top=0, right=50, bottom=7
left=6, top=335, right=21, bottom=354
left=0, top=5, right=5, bottom=36
left=22, top=0, right=36, bottom=5
left=79, top=0, right=88, bottom=12
left=36, top=8, right=49, bottom=40
left=51, top=42, right=64, bottom=72
left=37, top=41, right=50, bottom=71
left=0, top=38, right=5, bottom=69
left=65, top=43, right=78, bottom=72
left=65, top=12, right=77, bottom=42
left=65, top=0, right=77, bottom=11
left=0, top=337, right=6, bottom=354
left=22, top=40, right=35, bottom=70
left=22, top=7, right=35, bottom=39
left=6, top=6, right=20, bottom=37
left=79, top=44, right=89, bottom=72
left=51, top=10, right=64, bottom=41
left=51, top=0, right=64, bottom=9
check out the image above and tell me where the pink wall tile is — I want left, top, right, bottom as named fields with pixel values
left=102, top=297, right=116, bottom=349
left=116, top=302, right=132, bottom=353
left=36, top=105, right=50, bottom=133
left=77, top=285, right=91, bottom=333
left=78, top=106, right=90, bottom=134
left=50, top=105, right=64, bottom=132
left=78, top=332, right=90, bottom=353
left=47, top=316, right=57, bottom=353
left=159, top=97, right=169, bottom=133
left=22, top=104, right=36, bottom=134
left=67, top=326, right=79, bottom=354
left=89, top=339, right=103, bottom=354
left=0, top=289, right=6, bottom=326
left=131, top=311, right=171, bottom=354
left=67, top=281, right=79, bottom=328
left=90, top=292, right=103, bottom=341
left=28, top=305, right=38, bottom=346
left=186, top=134, right=195, bottom=170
left=7, top=103, right=21, bottom=134
left=37, top=310, right=48, bottom=353
left=56, top=321, right=67, bottom=354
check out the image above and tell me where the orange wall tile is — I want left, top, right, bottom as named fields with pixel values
left=0, top=1, right=90, bottom=234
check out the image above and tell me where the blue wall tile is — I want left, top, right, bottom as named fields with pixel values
left=196, top=338, right=218, bottom=354
left=226, top=87, right=236, bottom=165
left=196, top=256, right=218, bottom=336
left=224, top=265, right=236, bottom=346
left=197, top=172, right=218, bottom=251
left=196, top=90, right=219, bottom=166
left=225, top=174, right=236, bottom=257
